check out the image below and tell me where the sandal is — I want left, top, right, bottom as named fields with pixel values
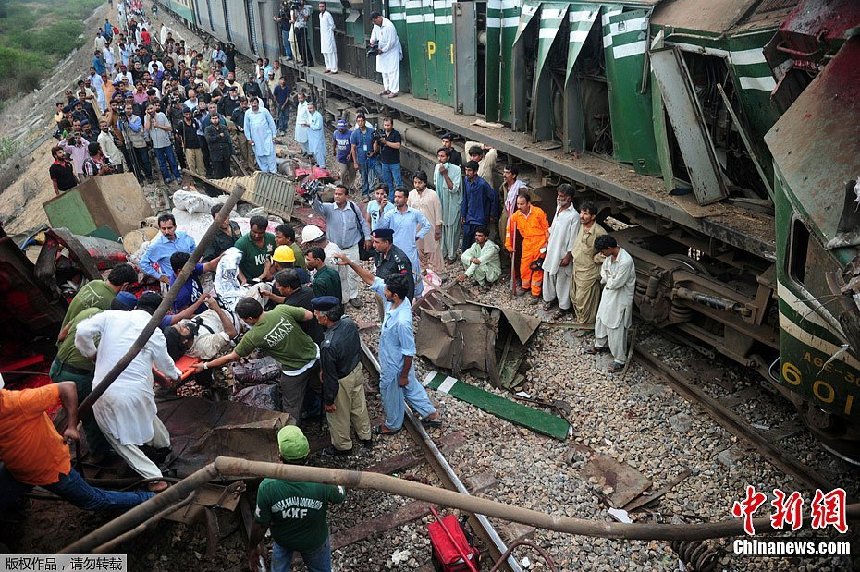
left=420, top=416, right=443, bottom=428
left=373, top=424, right=402, bottom=436
left=147, top=480, right=169, bottom=493
left=584, top=346, right=609, bottom=355
left=608, top=361, right=625, bottom=373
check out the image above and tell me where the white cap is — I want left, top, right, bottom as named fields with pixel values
left=301, top=225, right=324, bottom=243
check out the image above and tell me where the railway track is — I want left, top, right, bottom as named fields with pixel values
left=633, top=333, right=854, bottom=500
left=313, top=345, right=526, bottom=571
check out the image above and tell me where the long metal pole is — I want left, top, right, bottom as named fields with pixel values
left=76, top=183, right=245, bottom=420
left=61, top=457, right=860, bottom=554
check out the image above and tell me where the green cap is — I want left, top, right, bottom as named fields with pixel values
left=277, top=425, right=309, bottom=460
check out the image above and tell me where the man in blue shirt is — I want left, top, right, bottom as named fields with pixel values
left=460, top=161, right=499, bottom=251
left=311, top=184, right=371, bottom=308
left=349, top=113, right=379, bottom=197
left=376, top=187, right=432, bottom=297
left=139, top=213, right=197, bottom=284
left=337, top=255, right=441, bottom=434
left=333, top=119, right=355, bottom=189
left=273, top=76, right=291, bottom=135
left=168, top=251, right=222, bottom=314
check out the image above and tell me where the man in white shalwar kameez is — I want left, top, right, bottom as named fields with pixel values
left=75, top=294, right=181, bottom=490
left=587, top=235, right=636, bottom=373
left=542, top=184, right=579, bottom=317
left=370, top=12, right=402, bottom=98
left=294, top=91, right=310, bottom=155
left=319, top=3, right=338, bottom=73
left=306, top=101, right=326, bottom=168
left=434, top=148, right=462, bottom=261
left=244, top=97, right=278, bottom=173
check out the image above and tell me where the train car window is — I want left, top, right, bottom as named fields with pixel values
left=789, top=218, right=809, bottom=283
left=788, top=218, right=842, bottom=316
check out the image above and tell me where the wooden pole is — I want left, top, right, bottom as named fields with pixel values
left=76, top=183, right=246, bottom=420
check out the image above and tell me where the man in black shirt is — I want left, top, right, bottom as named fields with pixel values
left=263, top=269, right=325, bottom=344
left=314, top=296, right=372, bottom=455
left=180, top=109, right=205, bottom=176
left=372, top=228, right=414, bottom=300
left=377, top=117, right=403, bottom=202
left=441, top=132, right=462, bottom=167
left=203, top=203, right=242, bottom=261
left=49, top=145, right=78, bottom=194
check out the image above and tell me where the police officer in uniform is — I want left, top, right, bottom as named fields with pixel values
left=371, top=228, right=415, bottom=300
left=314, top=296, right=373, bottom=456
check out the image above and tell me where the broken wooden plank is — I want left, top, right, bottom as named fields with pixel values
left=622, top=468, right=692, bottom=513
left=331, top=501, right=432, bottom=550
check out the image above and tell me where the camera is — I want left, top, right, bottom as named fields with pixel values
left=371, top=128, right=386, bottom=142
left=366, top=46, right=381, bottom=57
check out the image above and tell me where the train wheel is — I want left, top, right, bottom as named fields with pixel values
left=795, top=401, right=860, bottom=465
left=665, top=253, right=711, bottom=276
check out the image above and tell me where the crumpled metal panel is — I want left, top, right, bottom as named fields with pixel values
left=158, top=396, right=291, bottom=478
left=765, top=36, right=860, bottom=249
left=414, top=284, right=541, bottom=386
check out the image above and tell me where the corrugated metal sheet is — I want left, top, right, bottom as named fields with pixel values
left=195, top=172, right=297, bottom=221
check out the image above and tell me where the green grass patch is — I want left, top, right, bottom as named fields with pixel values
left=0, top=0, right=104, bottom=99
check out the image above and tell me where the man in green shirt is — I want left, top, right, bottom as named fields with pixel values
left=305, top=246, right=342, bottom=301
left=248, top=425, right=345, bottom=571
left=59, top=263, right=138, bottom=330
left=275, top=224, right=308, bottom=270
left=50, top=292, right=138, bottom=458
left=195, top=299, right=318, bottom=423
left=235, top=215, right=277, bottom=283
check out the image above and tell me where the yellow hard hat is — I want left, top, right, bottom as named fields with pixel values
left=273, top=245, right=296, bottom=263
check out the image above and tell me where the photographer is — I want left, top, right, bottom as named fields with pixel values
left=82, top=141, right=115, bottom=178
left=62, top=130, right=91, bottom=177
left=369, top=12, right=403, bottom=98
left=376, top=117, right=402, bottom=201
left=97, top=120, right=127, bottom=173
left=118, top=102, right=155, bottom=184
left=292, top=0, right=314, bottom=66
left=274, top=1, right=295, bottom=60
left=145, top=103, right=182, bottom=186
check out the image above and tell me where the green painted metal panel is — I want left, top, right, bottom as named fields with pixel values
left=485, top=0, right=503, bottom=121
left=431, top=0, right=455, bottom=105
left=602, top=8, right=660, bottom=175
left=535, top=3, right=567, bottom=78
left=388, top=0, right=411, bottom=94
left=499, top=0, right=524, bottom=123
left=405, top=0, right=429, bottom=99
left=43, top=190, right=97, bottom=237
left=424, top=371, right=570, bottom=439
left=773, top=171, right=860, bottom=422
left=565, top=4, right=600, bottom=84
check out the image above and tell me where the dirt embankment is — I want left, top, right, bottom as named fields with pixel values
left=0, top=2, right=110, bottom=234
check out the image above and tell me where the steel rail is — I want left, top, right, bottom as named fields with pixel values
left=360, top=345, right=521, bottom=571
left=633, top=346, right=843, bottom=496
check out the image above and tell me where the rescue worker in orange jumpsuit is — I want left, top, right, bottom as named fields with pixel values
left=505, top=192, right=549, bottom=301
